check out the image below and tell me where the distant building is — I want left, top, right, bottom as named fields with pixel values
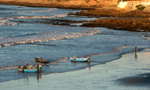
left=118, top=0, right=150, bottom=11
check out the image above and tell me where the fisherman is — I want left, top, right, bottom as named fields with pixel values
left=74, top=55, right=76, bottom=62
left=40, top=57, right=44, bottom=61
left=134, top=47, right=138, bottom=59
left=88, top=55, right=91, bottom=62
left=22, top=66, right=25, bottom=72
left=135, top=47, right=138, bottom=53
left=37, top=62, right=39, bottom=73
left=26, top=63, right=29, bottom=68
left=135, top=47, right=138, bottom=55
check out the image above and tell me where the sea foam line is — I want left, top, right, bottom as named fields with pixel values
left=0, top=29, right=101, bottom=48
left=91, top=45, right=131, bottom=56
left=0, top=19, right=17, bottom=27
left=0, top=13, right=67, bottom=27
left=14, top=14, right=67, bottom=19
left=12, top=8, right=58, bottom=14
left=0, top=8, right=65, bottom=27
left=0, top=66, right=17, bottom=70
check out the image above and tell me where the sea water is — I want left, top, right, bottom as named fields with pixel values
left=1, top=4, right=150, bottom=82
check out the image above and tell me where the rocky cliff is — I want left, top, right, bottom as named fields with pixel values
left=0, top=0, right=118, bottom=9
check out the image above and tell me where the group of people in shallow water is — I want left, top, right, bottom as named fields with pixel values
left=20, top=46, right=137, bottom=68
left=73, top=55, right=91, bottom=62
left=18, top=63, right=34, bottom=69
left=73, top=47, right=138, bottom=62
left=17, top=62, right=41, bottom=73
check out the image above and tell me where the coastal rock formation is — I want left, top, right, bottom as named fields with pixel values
left=81, top=18, right=150, bottom=31
left=0, top=0, right=118, bottom=8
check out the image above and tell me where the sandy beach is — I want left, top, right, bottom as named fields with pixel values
left=0, top=50, right=150, bottom=90
left=0, top=3, right=150, bottom=90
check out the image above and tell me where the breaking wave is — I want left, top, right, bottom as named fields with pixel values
left=0, top=18, right=17, bottom=27
left=0, top=13, right=67, bottom=27
left=91, top=45, right=131, bottom=56
left=0, top=8, right=67, bottom=27
left=0, top=29, right=101, bottom=48
left=14, top=14, right=67, bottom=19
left=12, top=8, right=58, bottom=14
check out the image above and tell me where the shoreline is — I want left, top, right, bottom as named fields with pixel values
left=69, top=9, right=150, bottom=31
left=0, top=4, right=150, bottom=89
left=0, top=1, right=97, bottom=10
left=1, top=2, right=150, bottom=31
left=0, top=51, right=150, bottom=90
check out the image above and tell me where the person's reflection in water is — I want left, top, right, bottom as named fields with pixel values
left=134, top=47, right=138, bottom=59
left=74, top=61, right=76, bottom=67
left=37, top=73, right=42, bottom=82
left=88, top=62, right=91, bottom=71
left=135, top=54, right=138, bottom=59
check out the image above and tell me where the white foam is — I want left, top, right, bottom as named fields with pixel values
left=13, top=8, right=58, bottom=14
left=92, top=45, right=131, bottom=56
left=0, top=66, right=17, bottom=70
left=0, top=29, right=101, bottom=48
left=2, top=43, right=11, bottom=46
left=0, top=19, right=17, bottom=27
left=15, top=14, right=67, bottom=19
left=0, top=8, right=65, bottom=27
left=54, top=14, right=68, bottom=18
left=115, top=45, right=131, bottom=51
left=0, top=14, right=67, bottom=27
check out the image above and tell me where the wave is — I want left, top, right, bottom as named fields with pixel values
left=91, top=45, right=131, bottom=56
left=0, top=8, right=66, bottom=27
left=0, top=13, right=68, bottom=27
left=14, top=14, right=67, bottom=19
left=114, top=45, right=131, bottom=51
left=47, top=57, right=68, bottom=65
left=0, top=13, right=67, bottom=27
left=0, top=66, right=17, bottom=70
left=12, top=8, right=58, bottom=14
left=0, top=19, right=17, bottom=27
left=0, top=29, right=101, bottom=48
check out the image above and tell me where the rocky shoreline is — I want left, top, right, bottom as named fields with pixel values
left=69, top=9, right=150, bottom=31
left=1, top=1, right=150, bottom=31
left=69, top=9, right=150, bottom=17
left=81, top=18, right=150, bottom=32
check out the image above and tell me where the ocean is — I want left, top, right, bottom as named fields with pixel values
left=1, top=4, right=150, bottom=82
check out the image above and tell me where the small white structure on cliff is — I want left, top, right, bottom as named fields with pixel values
left=118, top=1, right=127, bottom=8
left=118, top=1, right=150, bottom=11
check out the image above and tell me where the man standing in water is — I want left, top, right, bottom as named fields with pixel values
left=74, top=55, right=76, bottom=62
left=88, top=55, right=91, bottom=62
left=135, top=47, right=138, bottom=59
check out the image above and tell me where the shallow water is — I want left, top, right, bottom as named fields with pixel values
left=1, top=4, right=150, bottom=82
left=1, top=52, right=150, bottom=90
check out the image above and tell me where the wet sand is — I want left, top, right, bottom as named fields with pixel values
left=0, top=50, right=150, bottom=90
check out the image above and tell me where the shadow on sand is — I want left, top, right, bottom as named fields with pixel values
left=117, top=73, right=150, bottom=86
